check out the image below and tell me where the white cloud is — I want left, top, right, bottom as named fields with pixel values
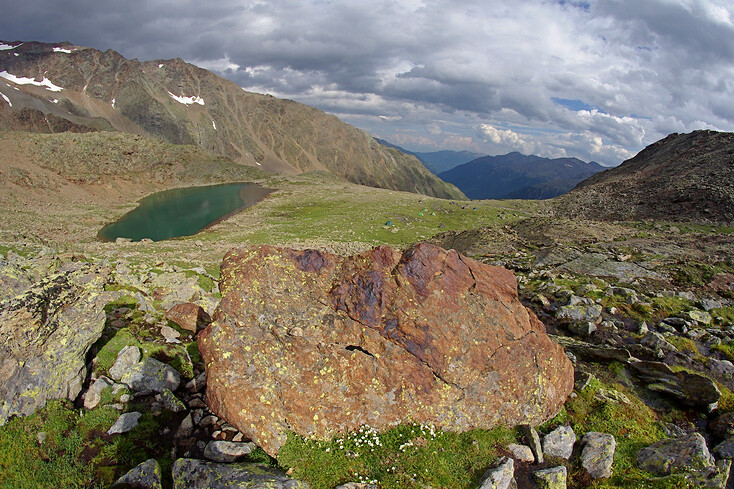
left=2, top=0, right=733, bottom=165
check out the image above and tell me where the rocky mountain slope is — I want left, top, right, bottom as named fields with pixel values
left=0, top=40, right=463, bottom=199
left=555, top=130, right=734, bottom=224
left=439, top=152, right=605, bottom=200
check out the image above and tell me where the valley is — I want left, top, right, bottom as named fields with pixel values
left=0, top=40, right=733, bottom=489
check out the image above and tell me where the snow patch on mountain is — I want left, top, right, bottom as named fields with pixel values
left=211, top=120, right=216, bottom=129
left=52, top=47, right=73, bottom=54
left=167, top=91, right=204, bottom=106
left=0, top=43, right=19, bottom=51
left=1, top=93, right=11, bottom=107
left=0, top=71, right=63, bottom=92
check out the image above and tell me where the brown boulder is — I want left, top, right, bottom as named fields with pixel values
left=199, top=243, right=573, bottom=456
left=165, top=302, right=211, bottom=333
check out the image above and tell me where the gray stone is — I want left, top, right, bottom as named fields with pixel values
left=0, top=263, right=116, bottom=426
left=175, top=413, right=194, bottom=439
left=532, top=466, right=567, bottom=489
left=109, top=345, right=142, bottom=381
left=542, top=425, right=576, bottom=460
left=507, top=443, right=534, bottom=463
left=581, top=432, right=616, bottom=479
left=550, top=335, right=633, bottom=364
left=568, top=322, right=597, bottom=337
left=171, top=459, right=308, bottom=488
left=556, top=303, right=602, bottom=323
left=641, top=331, right=678, bottom=353
left=185, top=371, right=207, bottom=393
left=84, top=376, right=114, bottom=410
left=159, top=389, right=186, bottom=412
left=107, top=412, right=143, bottom=435
left=684, top=310, right=713, bottom=325
left=204, top=440, right=257, bottom=463
left=334, top=484, right=376, bottom=489
left=0, top=259, right=32, bottom=301
left=637, top=433, right=715, bottom=476
left=160, top=325, right=181, bottom=343
left=631, top=361, right=721, bottom=410
left=701, top=299, right=723, bottom=312
left=111, top=458, right=162, bottom=489
left=595, top=388, right=630, bottom=404
left=555, top=252, right=661, bottom=280
left=479, top=456, right=515, bottom=489
left=120, top=357, right=181, bottom=393
left=522, top=425, right=543, bottom=464
left=714, top=437, right=734, bottom=459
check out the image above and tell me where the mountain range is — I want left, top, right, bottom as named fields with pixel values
left=0, top=40, right=464, bottom=200
left=438, top=152, right=606, bottom=200
left=374, top=139, right=484, bottom=174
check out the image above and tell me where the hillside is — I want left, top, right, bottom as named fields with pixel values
left=554, top=130, right=734, bottom=224
left=439, top=152, right=604, bottom=199
left=0, top=40, right=464, bottom=200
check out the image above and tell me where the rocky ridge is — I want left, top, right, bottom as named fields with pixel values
left=554, top=130, right=734, bottom=225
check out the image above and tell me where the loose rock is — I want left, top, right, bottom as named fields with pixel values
left=507, top=443, right=534, bottom=463
left=166, top=302, right=212, bottom=333
left=120, top=357, right=182, bottom=393
left=84, top=376, right=114, bottom=410
left=532, top=466, right=567, bottom=489
left=479, top=456, right=515, bottom=489
left=581, top=432, right=616, bottom=479
left=522, top=425, right=544, bottom=464
left=203, top=440, right=256, bottom=463
left=107, top=411, right=142, bottom=435
left=542, top=425, right=576, bottom=460
left=111, top=458, right=162, bottom=489
left=109, top=345, right=142, bottom=381
left=637, top=432, right=715, bottom=476
left=171, top=459, right=307, bottom=488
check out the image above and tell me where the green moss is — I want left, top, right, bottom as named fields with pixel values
left=0, top=400, right=113, bottom=488
left=277, top=424, right=515, bottom=489
left=666, top=336, right=699, bottom=355
left=712, top=306, right=734, bottom=325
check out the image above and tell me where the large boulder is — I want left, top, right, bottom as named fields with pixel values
left=637, top=433, right=715, bottom=476
left=0, top=263, right=116, bottom=425
left=199, top=244, right=574, bottom=456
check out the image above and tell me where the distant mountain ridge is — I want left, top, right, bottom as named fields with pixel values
left=555, top=130, right=734, bottom=224
left=0, top=40, right=464, bottom=200
left=439, top=152, right=605, bottom=200
left=375, top=139, right=484, bottom=174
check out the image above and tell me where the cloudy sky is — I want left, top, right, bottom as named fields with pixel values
left=3, top=0, right=733, bottom=165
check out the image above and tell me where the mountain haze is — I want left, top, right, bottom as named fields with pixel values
left=439, top=152, right=605, bottom=200
left=555, top=130, right=734, bottom=224
left=0, top=41, right=464, bottom=200
left=374, top=139, right=484, bottom=174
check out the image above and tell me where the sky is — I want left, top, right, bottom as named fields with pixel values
left=2, top=0, right=733, bottom=166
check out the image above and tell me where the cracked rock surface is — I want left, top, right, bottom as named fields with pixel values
left=199, top=243, right=573, bottom=456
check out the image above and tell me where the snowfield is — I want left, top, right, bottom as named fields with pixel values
left=167, top=91, right=205, bottom=105
left=52, top=47, right=73, bottom=54
left=0, top=71, right=63, bottom=92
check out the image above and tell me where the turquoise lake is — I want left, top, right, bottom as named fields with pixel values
left=98, top=183, right=272, bottom=242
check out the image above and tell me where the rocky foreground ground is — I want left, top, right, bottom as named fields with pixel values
left=0, top=216, right=732, bottom=488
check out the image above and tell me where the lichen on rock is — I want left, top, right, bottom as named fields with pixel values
left=199, top=243, right=574, bottom=456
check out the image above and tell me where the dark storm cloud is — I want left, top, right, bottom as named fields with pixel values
left=1, top=0, right=733, bottom=165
